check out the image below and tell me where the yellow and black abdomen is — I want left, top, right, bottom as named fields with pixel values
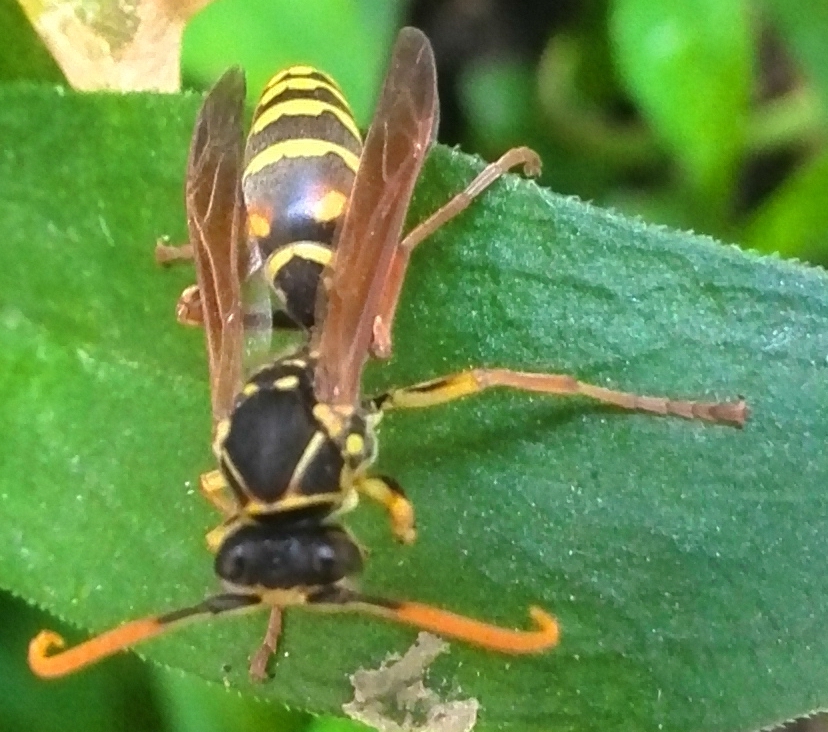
left=242, top=65, right=363, bottom=330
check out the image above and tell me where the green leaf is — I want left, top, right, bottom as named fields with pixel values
left=2, top=83, right=828, bottom=732
left=609, top=0, right=751, bottom=210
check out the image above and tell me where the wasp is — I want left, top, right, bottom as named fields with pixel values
left=29, top=27, right=746, bottom=682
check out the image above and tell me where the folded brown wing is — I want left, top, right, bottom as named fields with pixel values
left=185, top=67, right=249, bottom=428
left=312, top=27, right=438, bottom=406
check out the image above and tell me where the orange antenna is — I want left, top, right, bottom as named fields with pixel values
left=353, top=598, right=559, bottom=653
left=28, top=594, right=261, bottom=679
left=29, top=591, right=557, bottom=679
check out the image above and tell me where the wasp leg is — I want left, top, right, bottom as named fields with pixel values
left=372, top=368, right=747, bottom=426
left=354, top=475, right=416, bottom=544
left=155, top=240, right=194, bottom=264
left=248, top=608, right=283, bottom=682
left=371, top=147, right=542, bottom=359
left=200, top=470, right=244, bottom=553
left=200, top=470, right=239, bottom=517
left=173, top=284, right=203, bottom=327
left=153, top=240, right=203, bottom=326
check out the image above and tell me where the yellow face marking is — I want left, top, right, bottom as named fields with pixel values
left=345, top=432, right=365, bottom=457
left=257, top=587, right=314, bottom=606
left=248, top=208, right=272, bottom=239
left=265, top=242, right=332, bottom=285
left=246, top=139, right=360, bottom=177
left=251, top=98, right=362, bottom=144
left=314, top=189, right=348, bottom=223
left=273, top=375, right=300, bottom=390
left=257, top=77, right=350, bottom=115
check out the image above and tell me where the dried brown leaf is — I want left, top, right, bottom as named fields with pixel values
left=16, top=0, right=212, bottom=91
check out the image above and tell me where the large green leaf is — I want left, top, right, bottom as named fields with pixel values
left=1, top=84, right=828, bottom=732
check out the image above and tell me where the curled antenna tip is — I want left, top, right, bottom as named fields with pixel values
left=528, top=606, right=560, bottom=645
left=381, top=600, right=560, bottom=654
left=28, top=630, right=67, bottom=677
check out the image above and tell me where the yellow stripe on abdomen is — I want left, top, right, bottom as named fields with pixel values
left=251, top=98, right=361, bottom=144
left=265, top=241, right=332, bottom=286
left=263, top=65, right=321, bottom=89
left=245, top=138, right=360, bottom=177
left=257, top=76, right=349, bottom=114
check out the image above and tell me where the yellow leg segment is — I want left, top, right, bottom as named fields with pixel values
left=199, top=470, right=239, bottom=517
left=200, top=470, right=244, bottom=553
left=355, top=476, right=416, bottom=544
left=373, top=368, right=747, bottom=426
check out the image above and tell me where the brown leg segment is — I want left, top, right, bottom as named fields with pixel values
left=371, top=147, right=543, bottom=359
left=154, top=240, right=203, bottom=326
left=248, top=608, right=283, bottom=682
left=374, top=368, right=747, bottom=426
left=155, top=241, right=194, bottom=265
left=174, top=284, right=204, bottom=327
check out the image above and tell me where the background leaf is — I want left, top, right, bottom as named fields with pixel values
left=183, top=0, right=402, bottom=123
left=2, top=83, right=828, bottom=732
left=609, top=0, right=752, bottom=219
left=763, top=0, right=828, bottom=107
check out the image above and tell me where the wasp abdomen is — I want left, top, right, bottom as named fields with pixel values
left=242, top=66, right=363, bottom=329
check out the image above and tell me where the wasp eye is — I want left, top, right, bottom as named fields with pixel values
left=312, top=543, right=337, bottom=577
left=216, top=541, right=254, bottom=585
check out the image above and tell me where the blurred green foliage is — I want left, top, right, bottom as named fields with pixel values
left=3, top=0, right=828, bottom=731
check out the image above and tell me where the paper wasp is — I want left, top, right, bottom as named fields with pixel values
left=29, top=27, right=746, bottom=681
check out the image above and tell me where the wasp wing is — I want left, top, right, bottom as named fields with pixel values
left=185, top=67, right=266, bottom=429
left=241, top=241, right=273, bottom=377
left=313, top=27, right=438, bottom=405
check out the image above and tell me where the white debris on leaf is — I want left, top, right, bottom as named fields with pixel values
left=343, top=633, right=479, bottom=732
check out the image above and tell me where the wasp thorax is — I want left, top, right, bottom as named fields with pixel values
left=218, top=358, right=375, bottom=511
left=215, top=520, right=363, bottom=589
